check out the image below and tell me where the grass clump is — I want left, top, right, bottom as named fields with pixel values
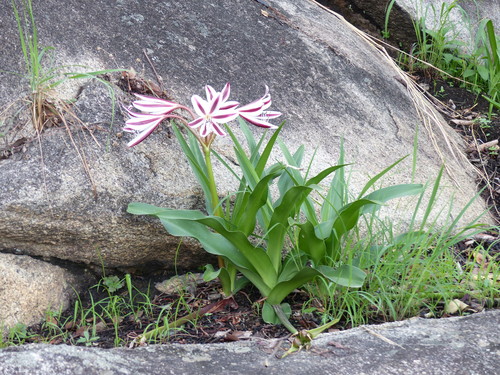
left=302, top=167, right=499, bottom=328
left=1, top=274, right=174, bottom=348
left=392, top=0, right=499, bottom=116
left=9, top=0, right=123, bottom=133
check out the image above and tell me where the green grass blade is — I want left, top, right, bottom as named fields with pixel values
left=485, top=20, right=499, bottom=72
left=419, top=166, right=443, bottom=229
left=255, top=121, right=285, bottom=176
left=358, top=155, right=409, bottom=198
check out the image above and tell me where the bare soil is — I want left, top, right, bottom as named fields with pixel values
left=418, top=75, right=500, bottom=223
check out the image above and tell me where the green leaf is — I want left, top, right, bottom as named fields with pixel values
left=315, top=219, right=334, bottom=240
left=305, top=164, right=346, bottom=187
left=203, top=264, right=232, bottom=296
left=324, top=231, right=341, bottom=262
left=361, top=184, right=423, bottom=214
left=203, top=264, right=221, bottom=281
left=477, top=65, right=490, bottom=81
left=332, top=199, right=380, bottom=237
left=316, top=264, right=366, bottom=288
left=462, top=69, right=477, bottom=78
left=226, top=127, right=260, bottom=189
left=267, top=268, right=322, bottom=305
left=357, top=155, right=408, bottom=198
left=127, top=202, right=206, bottom=220
left=268, top=186, right=313, bottom=270
left=171, top=125, right=213, bottom=213
left=485, top=20, right=499, bottom=72
left=237, top=268, right=272, bottom=297
left=298, top=221, right=326, bottom=265
left=236, top=167, right=283, bottom=236
left=237, top=117, right=258, bottom=153
left=262, top=302, right=291, bottom=324
left=315, top=199, right=378, bottom=241
left=233, top=276, right=250, bottom=294
left=277, top=255, right=302, bottom=283
left=255, top=122, right=285, bottom=176
left=321, top=140, right=347, bottom=221
left=278, top=140, right=305, bottom=187
left=195, top=217, right=278, bottom=288
left=157, top=218, right=252, bottom=270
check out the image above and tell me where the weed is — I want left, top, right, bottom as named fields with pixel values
left=75, top=329, right=100, bottom=347
left=102, top=275, right=124, bottom=294
left=382, top=0, right=397, bottom=39
left=0, top=323, right=36, bottom=347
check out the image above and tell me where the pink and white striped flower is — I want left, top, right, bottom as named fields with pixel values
left=238, top=86, right=282, bottom=129
left=123, top=94, right=182, bottom=147
left=123, top=84, right=282, bottom=148
left=188, top=83, right=240, bottom=137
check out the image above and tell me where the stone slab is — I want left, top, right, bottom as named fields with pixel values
left=0, top=309, right=498, bottom=375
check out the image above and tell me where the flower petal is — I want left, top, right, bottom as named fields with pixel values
left=208, top=93, right=221, bottom=114
left=191, top=95, right=208, bottom=117
left=240, top=113, right=279, bottom=129
left=220, top=83, right=231, bottom=103
left=205, top=85, right=217, bottom=101
left=188, top=117, right=205, bottom=129
left=132, top=94, right=180, bottom=114
left=220, top=100, right=240, bottom=111
left=124, top=116, right=164, bottom=131
left=127, top=124, right=158, bottom=147
left=211, top=110, right=239, bottom=123
left=211, top=122, right=227, bottom=137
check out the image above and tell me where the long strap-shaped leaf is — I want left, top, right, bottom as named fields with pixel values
left=268, top=185, right=313, bottom=271
left=235, top=167, right=283, bottom=236
left=194, top=216, right=278, bottom=289
left=361, top=184, right=423, bottom=214
left=321, top=140, right=346, bottom=222
left=267, top=263, right=366, bottom=305
left=128, top=203, right=254, bottom=270
left=158, top=218, right=253, bottom=270
left=255, top=122, right=285, bottom=177
left=171, top=124, right=213, bottom=213
left=267, top=268, right=322, bottom=305
left=128, top=202, right=206, bottom=219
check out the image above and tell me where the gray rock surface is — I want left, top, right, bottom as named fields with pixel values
left=0, top=253, right=93, bottom=333
left=0, top=0, right=492, bottom=271
left=0, top=309, right=498, bottom=375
